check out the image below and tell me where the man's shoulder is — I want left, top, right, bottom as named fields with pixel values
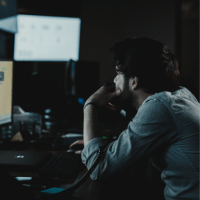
left=143, top=86, right=196, bottom=106
left=136, top=87, right=185, bottom=120
left=141, top=91, right=170, bottom=111
left=136, top=86, right=199, bottom=123
left=135, top=95, right=173, bottom=123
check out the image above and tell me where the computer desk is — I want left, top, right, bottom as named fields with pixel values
left=5, top=114, right=146, bottom=199
left=7, top=146, right=139, bottom=200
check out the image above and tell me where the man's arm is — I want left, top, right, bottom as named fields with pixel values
left=83, top=104, right=101, bottom=147
left=81, top=99, right=178, bottom=181
left=83, top=86, right=121, bottom=147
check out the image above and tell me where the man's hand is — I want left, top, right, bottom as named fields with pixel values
left=69, top=140, right=84, bottom=154
left=83, top=86, right=121, bottom=147
left=84, top=86, right=121, bottom=109
left=106, top=102, right=122, bottom=112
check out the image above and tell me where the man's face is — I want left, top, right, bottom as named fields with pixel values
left=113, top=68, right=133, bottom=110
left=113, top=71, right=124, bottom=93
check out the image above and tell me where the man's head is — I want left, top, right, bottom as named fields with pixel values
left=109, top=37, right=181, bottom=94
left=109, top=37, right=181, bottom=110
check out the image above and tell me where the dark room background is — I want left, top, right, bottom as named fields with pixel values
left=0, top=1, right=199, bottom=198
left=0, top=0, right=199, bottom=101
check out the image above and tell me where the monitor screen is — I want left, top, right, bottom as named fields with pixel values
left=13, top=15, right=81, bottom=61
left=0, top=60, right=13, bottom=126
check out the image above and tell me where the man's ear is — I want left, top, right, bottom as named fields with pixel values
left=131, top=76, right=138, bottom=90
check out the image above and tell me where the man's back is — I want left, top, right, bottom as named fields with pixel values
left=146, top=86, right=199, bottom=200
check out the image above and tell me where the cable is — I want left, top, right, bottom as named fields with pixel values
left=52, top=136, right=59, bottom=150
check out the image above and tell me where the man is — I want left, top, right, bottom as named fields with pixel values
left=70, top=37, right=199, bottom=200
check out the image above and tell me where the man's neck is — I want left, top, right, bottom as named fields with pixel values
left=133, top=90, right=155, bottom=110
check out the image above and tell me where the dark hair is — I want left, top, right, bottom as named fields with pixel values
left=109, top=37, right=181, bottom=93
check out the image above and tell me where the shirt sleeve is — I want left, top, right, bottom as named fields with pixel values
left=81, top=99, right=178, bottom=181
left=120, top=109, right=126, bottom=117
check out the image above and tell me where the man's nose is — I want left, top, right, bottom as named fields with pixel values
left=114, top=76, right=117, bottom=83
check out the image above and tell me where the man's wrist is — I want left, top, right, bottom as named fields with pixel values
left=83, top=102, right=98, bottom=111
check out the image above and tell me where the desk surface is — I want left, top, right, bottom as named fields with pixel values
left=3, top=119, right=149, bottom=200
left=7, top=150, right=143, bottom=200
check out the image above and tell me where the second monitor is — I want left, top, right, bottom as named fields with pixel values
left=13, top=60, right=99, bottom=111
left=0, top=60, right=13, bottom=127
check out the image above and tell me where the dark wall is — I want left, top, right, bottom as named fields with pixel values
left=79, top=0, right=176, bottom=85
left=0, top=0, right=18, bottom=19
left=1, top=0, right=199, bottom=100
left=180, top=0, right=199, bottom=100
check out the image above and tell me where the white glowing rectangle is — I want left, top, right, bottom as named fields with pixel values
left=14, top=15, right=81, bottom=61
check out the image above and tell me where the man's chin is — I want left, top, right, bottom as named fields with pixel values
left=110, top=95, right=131, bottom=111
left=120, top=105, right=129, bottom=112
left=116, top=100, right=129, bottom=111
left=119, top=98, right=134, bottom=111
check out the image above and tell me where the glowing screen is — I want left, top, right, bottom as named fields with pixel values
left=0, top=61, right=13, bottom=125
left=14, top=15, right=81, bottom=61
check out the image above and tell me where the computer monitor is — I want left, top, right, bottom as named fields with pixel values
left=65, top=60, right=100, bottom=100
left=13, top=14, right=81, bottom=61
left=0, top=60, right=13, bottom=126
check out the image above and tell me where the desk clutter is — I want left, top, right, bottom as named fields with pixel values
left=0, top=131, right=83, bottom=151
left=0, top=104, right=84, bottom=151
left=0, top=106, right=42, bottom=141
left=0, top=105, right=83, bottom=140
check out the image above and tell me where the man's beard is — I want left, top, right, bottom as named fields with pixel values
left=115, top=79, right=133, bottom=111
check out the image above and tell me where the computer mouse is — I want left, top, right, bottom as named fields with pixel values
left=53, top=133, right=83, bottom=151
left=66, top=149, right=77, bottom=153
left=61, top=133, right=83, bottom=145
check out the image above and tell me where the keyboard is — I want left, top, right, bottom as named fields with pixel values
left=39, top=152, right=83, bottom=179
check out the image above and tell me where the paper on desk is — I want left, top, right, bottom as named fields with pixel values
left=10, top=131, right=23, bottom=141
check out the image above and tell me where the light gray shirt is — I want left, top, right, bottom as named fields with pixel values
left=81, top=86, right=199, bottom=200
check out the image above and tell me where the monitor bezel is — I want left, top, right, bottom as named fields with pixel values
left=0, top=59, right=14, bottom=130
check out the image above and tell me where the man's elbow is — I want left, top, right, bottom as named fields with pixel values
left=89, top=169, right=105, bottom=182
left=90, top=174, right=103, bottom=182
